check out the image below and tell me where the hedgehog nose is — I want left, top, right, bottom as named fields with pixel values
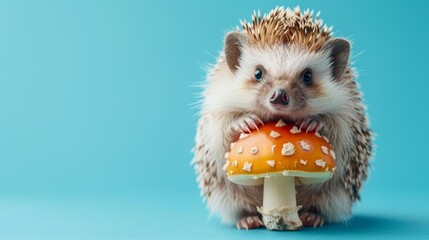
left=270, top=88, right=289, bottom=106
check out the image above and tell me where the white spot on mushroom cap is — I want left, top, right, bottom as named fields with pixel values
left=230, top=142, right=236, bottom=149
left=271, top=145, right=276, bottom=153
left=222, top=160, right=230, bottom=171
left=330, top=149, right=336, bottom=159
left=281, top=142, right=295, bottom=156
left=321, top=146, right=329, bottom=155
left=242, top=162, right=252, bottom=172
left=275, top=119, right=286, bottom=127
left=236, top=146, right=243, bottom=154
left=270, top=130, right=281, bottom=138
left=299, top=140, right=311, bottom=151
left=332, top=167, right=336, bottom=172
left=229, top=170, right=234, bottom=174
left=239, top=133, right=249, bottom=139
left=250, top=146, right=258, bottom=155
left=290, top=126, right=301, bottom=134
left=232, top=160, right=238, bottom=167
left=300, top=159, right=307, bottom=165
left=314, top=131, right=322, bottom=138
left=315, top=159, right=326, bottom=168
left=266, top=160, right=275, bottom=167
left=282, top=170, right=289, bottom=176
left=224, top=152, right=229, bottom=159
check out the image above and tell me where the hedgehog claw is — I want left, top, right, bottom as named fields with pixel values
left=299, top=118, right=322, bottom=133
left=298, top=119, right=311, bottom=130
left=236, top=216, right=264, bottom=230
left=300, top=212, right=325, bottom=228
left=232, top=114, right=263, bottom=134
left=307, top=121, right=317, bottom=132
left=245, top=118, right=260, bottom=132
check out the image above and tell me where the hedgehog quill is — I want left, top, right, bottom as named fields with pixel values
left=193, top=6, right=372, bottom=230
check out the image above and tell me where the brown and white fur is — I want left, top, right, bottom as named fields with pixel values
left=192, top=29, right=372, bottom=229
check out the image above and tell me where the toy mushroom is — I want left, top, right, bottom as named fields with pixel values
left=224, top=120, right=336, bottom=230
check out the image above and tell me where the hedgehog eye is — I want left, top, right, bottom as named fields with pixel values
left=254, top=68, right=263, bottom=81
left=302, top=69, right=313, bottom=86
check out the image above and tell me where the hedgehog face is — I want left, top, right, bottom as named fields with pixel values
left=231, top=43, right=348, bottom=121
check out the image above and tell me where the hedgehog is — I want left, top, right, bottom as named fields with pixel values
left=192, top=6, right=372, bottom=229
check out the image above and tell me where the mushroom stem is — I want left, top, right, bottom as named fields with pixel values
left=258, top=176, right=303, bottom=230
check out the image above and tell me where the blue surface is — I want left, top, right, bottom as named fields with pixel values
left=0, top=0, right=428, bottom=239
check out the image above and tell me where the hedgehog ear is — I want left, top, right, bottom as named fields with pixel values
left=323, top=38, right=350, bottom=80
left=225, top=31, right=247, bottom=73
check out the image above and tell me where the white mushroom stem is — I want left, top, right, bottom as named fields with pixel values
left=258, top=176, right=302, bottom=230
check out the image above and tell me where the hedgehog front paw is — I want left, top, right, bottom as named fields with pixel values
left=231, top=114, right=264, bottom=134
left=297, top=118, right=323, bottom=133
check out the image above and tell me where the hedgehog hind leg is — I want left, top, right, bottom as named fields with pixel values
left=299, top=187, right=353, bottom=224
left=236, top=215, right=264, bottom=230
left=299, top=210, right=325, bottom=227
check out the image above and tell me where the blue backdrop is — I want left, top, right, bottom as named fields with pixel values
left=0, top=1, right=428, bottom=239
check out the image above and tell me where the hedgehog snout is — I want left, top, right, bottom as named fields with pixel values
left=269, top=88, right=290, bottom=109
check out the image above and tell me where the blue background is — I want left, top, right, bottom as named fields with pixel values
left=0, top=0, right=428, bottom=239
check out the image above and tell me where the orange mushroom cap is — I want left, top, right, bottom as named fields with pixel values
left=224, top=120, right=336, bottom=186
